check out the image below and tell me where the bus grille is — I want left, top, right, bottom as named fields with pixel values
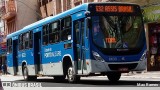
left=108, top=63, right=138, bottom=70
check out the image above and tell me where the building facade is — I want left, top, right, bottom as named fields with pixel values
left=0, top=0, right=6, bottom=66
left=38, top=0, right=110, bottom=18
left=117, top=0, right=160, bottom=6
left=0, top=0, right=40, bottom=66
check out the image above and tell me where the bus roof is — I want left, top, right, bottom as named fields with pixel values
left=7, top=2, right=138, bottom=39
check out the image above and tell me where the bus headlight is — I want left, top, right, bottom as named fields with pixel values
left=92, top=51, right=104, bottom=62
left=140, top=50, right=147, bottom=61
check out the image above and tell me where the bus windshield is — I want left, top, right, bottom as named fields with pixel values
left=92, top=15, right=145, bottom=50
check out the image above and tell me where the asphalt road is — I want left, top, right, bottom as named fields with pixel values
left=1, top=75, right=160, bottom=87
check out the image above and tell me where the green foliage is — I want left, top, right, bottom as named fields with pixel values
left=143, top=6, right=160, bottom=22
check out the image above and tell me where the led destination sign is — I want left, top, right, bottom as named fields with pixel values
left=95, top=5, right=134, bottom=13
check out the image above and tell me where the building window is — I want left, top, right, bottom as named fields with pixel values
left=7, top=19, right=15, bottom=34
left=61, top=16, right=72, bottom=41
left=98, top=0, right=102, bottom=2
left=63, top=0, right=71, bottom=11
left=56, top=0, right=61, bottom=14
left=88, top=0, right=94, bottom=2
left=42, top=0, right=48, bottom=6
left=74, top=0, right=82, bottom=6
left=38, top=0, right=42, bottom=7
left=43, top=25, right=49, bottom=45
left=49, top=21, right=60, bottom=43
left=67, top=0, right=71, bottom=10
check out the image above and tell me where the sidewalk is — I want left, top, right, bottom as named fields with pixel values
left=122, top=71, right=160, bottom=79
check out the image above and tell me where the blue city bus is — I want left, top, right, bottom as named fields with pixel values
left=6, top=2, right=147, bottom=82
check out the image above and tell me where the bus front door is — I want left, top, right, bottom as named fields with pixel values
left=13, top=40, right=18, bottom=75
left=74, top=19, right=87, bottom=74
left=34, top=31, right=42, bottom=75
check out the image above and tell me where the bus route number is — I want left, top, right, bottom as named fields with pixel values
left=96, top=6, right=104, bottom=12
left=95, top=5, right=133, bottom=13
left=106, top=38, right=116, bottom=43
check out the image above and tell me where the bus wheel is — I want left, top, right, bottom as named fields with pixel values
left=107, top=72, right=121, bottom=82
left=67, top=66, right=79, bottom=83
left=23, top=66, right=36, bottom=81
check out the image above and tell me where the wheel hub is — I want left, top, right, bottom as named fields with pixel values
left=68, top=67, right=74, bottom=81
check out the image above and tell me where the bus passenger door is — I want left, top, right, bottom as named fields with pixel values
left=13, top=39, right=18, bottom=75
left=33, top=30, right=42, bottom=75
left=74, top=19, right=87, bottom=74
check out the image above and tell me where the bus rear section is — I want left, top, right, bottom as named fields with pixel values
left=86, top=3, right=147, bottom=81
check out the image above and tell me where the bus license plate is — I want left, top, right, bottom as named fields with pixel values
left=118, top=68, right=128, bottom=71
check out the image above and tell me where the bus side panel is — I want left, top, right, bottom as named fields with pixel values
left=41, top=42, right=73, bottom=75
left=18, top=49, right=35, bottom=75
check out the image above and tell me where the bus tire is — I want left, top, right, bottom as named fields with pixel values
left=107, top=72, right=121, bottom=82
left=23, top=66, right=36, bottom=81
left=67, top=66, right=80, bottom=83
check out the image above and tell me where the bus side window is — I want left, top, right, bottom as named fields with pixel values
left=25, top=32, right=29, bottom=49
left=22, top=33, right=26, bottom=50
left=49, top=21, right=60, bottom=44
left=29, top=31, right=33, bottom=48
left=43, top=25, right=49, bottom=45
left=18, top=34, right=23, bottom=50
left=75, top=21, right=80, bottom=44
left=7, top=39, right=12, bottom=53
left=61, top=16, right=72, bottom=41
left=7, top=39, right=9, bottom=53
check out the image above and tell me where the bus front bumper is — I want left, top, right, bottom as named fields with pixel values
left=87, top=59, right=147, bottom=73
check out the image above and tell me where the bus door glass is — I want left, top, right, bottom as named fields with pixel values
left=33, top=29, right=42, bottom=74
left=74, top=19, right=87, bottom=74
left=13, top=39, right=18, bottom=75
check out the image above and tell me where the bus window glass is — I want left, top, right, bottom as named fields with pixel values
left=61, top=16, right=72, bottom=41
left=18, top=34, right=23, bottom=50
left=22, top=33, right=26, bottom=50
left=43, top=25, right=49, bottom=45
left=49, top=21, right=60, bottom=43
left=92, top=15, right=144, bottom=49
left=7, top=39, right=9, bottom=53
left=10, top=39, right=12, bottom=53
left=29, top=31, right=33, bottom=48
left=25, top=32, right=29, bottom=49
left=75, top=21, right=80, bottom=44
left=7, top=39, right=12, bottom=53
